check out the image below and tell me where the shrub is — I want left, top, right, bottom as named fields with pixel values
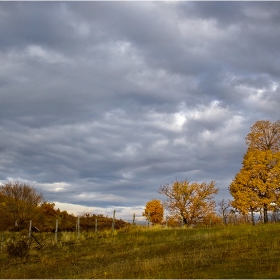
left=6, top=236, right=30, bottom=263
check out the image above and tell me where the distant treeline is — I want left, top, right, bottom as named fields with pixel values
left=37, top=203, right=129, bottom=232
left=0, top=182, right=129, bottom=232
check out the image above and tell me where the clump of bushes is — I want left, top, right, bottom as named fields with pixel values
left=6, top=235, right=30, bottom=263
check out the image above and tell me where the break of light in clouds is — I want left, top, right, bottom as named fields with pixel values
left=0, top=2, right=280, bottom=221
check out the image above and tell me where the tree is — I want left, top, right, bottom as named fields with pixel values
left=0, top=192, right=12, bottom=230
left=230, top=119, right=280, bottom=223
left=245, top=120, right=280, bottom=152
left=143, top=199, right=164, bottom=225
left=229, top=166, right=260, bottom=225
left=218, top=199, right=232, bottom=225
left=0, top=182, right=44, bottom=229
left=158, top=180, right=218, bottom=226
left=230, top=149, right=280, bottom=223
left=40, top=202, right=57, bottom=217
left=165, top=214, right=182, bottom=227
left=37, top=202, right=59, bottom=231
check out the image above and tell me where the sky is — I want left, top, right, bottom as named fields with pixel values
left=1, top=1, right=280, bottom=222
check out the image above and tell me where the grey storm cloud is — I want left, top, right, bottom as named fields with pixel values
left=0, top=1, right=280, bottom=220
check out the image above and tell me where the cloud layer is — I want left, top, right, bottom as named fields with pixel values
left=1, top=2, right=280, bottom=220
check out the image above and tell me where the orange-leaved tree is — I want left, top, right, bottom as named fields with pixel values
left=143, top=199, right=164, bottom=225
left=230, top=149, right=280, bottom=223
left=159, top=180, right=218, bottom=226
left=0, top=181, right=44, bottom=229
left=230, top=120, right=280, bottom=223
left=245, top=120, right=280, bottom=152
left=229, top=160, right=262, bottom=225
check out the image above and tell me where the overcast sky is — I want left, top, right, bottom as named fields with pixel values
left=1, top=1, right=280, bottom=221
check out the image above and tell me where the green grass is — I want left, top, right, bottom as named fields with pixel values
left=1, top=223, right=280, bottom=278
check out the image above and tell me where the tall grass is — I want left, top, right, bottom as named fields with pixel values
left=1, top=223, right=280, bottom=278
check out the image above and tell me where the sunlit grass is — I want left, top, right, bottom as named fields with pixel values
left=1, top=223, right=280, bottom=278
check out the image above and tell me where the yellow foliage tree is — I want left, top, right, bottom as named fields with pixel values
left=245, top=120, right=280, bottom=152
left=0, top=182, right=44, bottom=229
left=143, top=199, right=164, bottom=225
left=158, top=180, right=218, bottom=226
left=230, top=119, right=280, bottom=223
left=165, top=214, right=182, bottom=227
left=229, top=169, right=258, bottom=224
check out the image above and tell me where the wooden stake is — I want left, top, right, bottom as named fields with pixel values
left=31, top=234, right=42, bottom=249
left=55, top=218, right=58, bottom=242
left=133, top=213, right=136, bottom=225
left=28, top=220, right=32, bottom=239
left=112, top=210, right=116, bottom=234
left=77, top=216, right=80, bottom=239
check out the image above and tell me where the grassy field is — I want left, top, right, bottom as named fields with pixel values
left=1, top=223, right=280, bottom=278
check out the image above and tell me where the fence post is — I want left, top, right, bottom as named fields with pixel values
left=28, top=220, right=32, bottom=240
left=112, top=210, right=116, bottom=234
left=55, top=218, right=58, bottom=243
left=31, top=233, right=42, bottom=249
left=77, top=216, right=80, bottom=239
left=148, top=211, right=150, bottom=228
left=133, top=213, right=135, bottom=225
left=95, top=217, right=97, bottom=233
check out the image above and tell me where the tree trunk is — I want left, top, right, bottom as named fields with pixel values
left=263, top=206, right=268, bottom=223
left=182, top=216, right=187, bottom=225
left=251, top=210, right=255, bottom=226
left=259, top=208, right=263, bottom=223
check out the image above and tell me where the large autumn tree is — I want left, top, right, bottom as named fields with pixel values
left=230, top=120, right=280, bottom=223
left=159, top=180, right=218, bottom=226
left=0, top=181, right=44, bottom=229
left=143, top=199, right=164, bottom=225
left=245, top=120, right=280, bottom=152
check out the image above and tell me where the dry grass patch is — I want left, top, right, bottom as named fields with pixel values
left=1, top=224, right=280, bottom=278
